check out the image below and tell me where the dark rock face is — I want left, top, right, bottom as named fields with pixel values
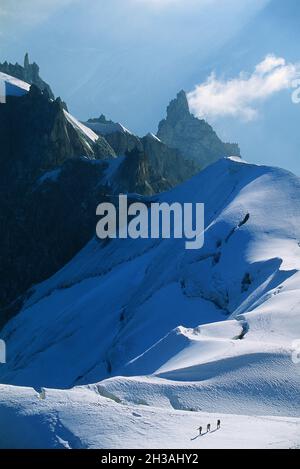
left=0, top=53, right=55, bottom=100
left=116, top=139, right=197, bottom=196
left=0, top=158, right=110, bottom=327
left=157, top=90, right=240, bottom=169
left=104, top=131, right=143, bottom=156
left=0, top=86, right=114, bottom=184
left=116, top=148, right=153, bottom=195
left=0, top=86, right=116, bottom=321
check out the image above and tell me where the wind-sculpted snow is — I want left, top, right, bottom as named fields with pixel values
left=1, top=157, right=300, bottom=448
left=0, top=385, right=299, bottom=449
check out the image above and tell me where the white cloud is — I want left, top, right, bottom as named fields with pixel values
left=188, top=54, right=300, bottom=121
left=255, top=55, right=285, bottom=74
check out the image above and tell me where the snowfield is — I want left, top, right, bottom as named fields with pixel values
left=0, top=385, right=299, bottom=449
left=0, top=141, right=300, bottom=446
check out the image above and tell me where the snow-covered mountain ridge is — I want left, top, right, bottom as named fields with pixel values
left=0, top=157, right=299, bottom=450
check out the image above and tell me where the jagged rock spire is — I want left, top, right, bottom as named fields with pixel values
left=157, top=89, right=241, bottom=169
left=24, top=53, right=30, bottom=69
left=165, top=90, right=190, bottom=124
left=0, top=54, right=55, bottom=100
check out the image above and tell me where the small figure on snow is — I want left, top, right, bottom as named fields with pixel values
left=198, top=426, right=202, bottom=435
left=207, top=423, right=211, bottom=432
left=217, top=419, right=221, bottom=429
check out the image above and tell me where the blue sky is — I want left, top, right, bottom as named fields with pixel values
left=1, top=0, right=300, bottom=174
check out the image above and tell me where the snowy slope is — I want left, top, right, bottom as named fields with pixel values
left=1, top=157, right=300, bottom=448
left=64, top=111, right=99, bottom=143
left=0, top=385, right=299, bottom=449
left=0, top=71, right=30, bottom=96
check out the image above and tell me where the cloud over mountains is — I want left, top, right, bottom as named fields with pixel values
left=188, top=54, right=300, bottom=121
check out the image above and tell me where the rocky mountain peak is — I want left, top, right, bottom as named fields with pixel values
left=0, top=53, right=54, bottom=99
left=165, top=89, right=190, bottom=124
left=24, top=52, right=30, bottom=69
left=157, top=90, right=240, bottom=170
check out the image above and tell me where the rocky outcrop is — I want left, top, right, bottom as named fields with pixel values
left=157, top=90, right=240, bottom=169
left=115, top=138, right=197, bottom=195
left=140, top=133, right=197, bottom=192
left=116, top=147, right=153, bottom=195
left=0, top=53, right=55, bottom=100
left=85, top=116, right=197, bottom=194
